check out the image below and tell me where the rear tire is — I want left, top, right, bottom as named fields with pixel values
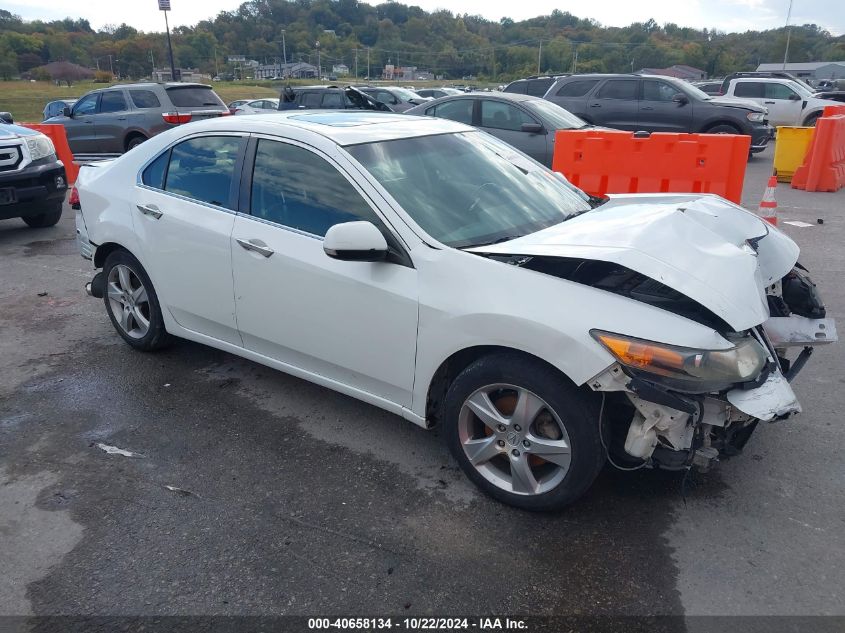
left=125, top=134, right=147, bottom=151
left=102, top=249, right=171, bottom=351
left=443, top=352, right=604, bottom=511
left=22, top=201, right=62, bottom=228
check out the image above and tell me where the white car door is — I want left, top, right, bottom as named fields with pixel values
left=134, top=133, right=245, bottom=345
left=762, top=82, right=804, bottom=126
left=231, top=137, right=419, bottom=406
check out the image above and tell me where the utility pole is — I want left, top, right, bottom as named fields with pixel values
left=213, top=47, right=218, bottom=78
left=367, top=47, right=370, bottom=79
left=491, top=46, right=495, bottom=81
left=158, top=0, right=177, bottom=82
left=782, top=0, right=794, bottom=69
left=315, top=40, right=321, bottom=79
left=538, top=39, right=542, bottom=75
left=572, top=45, right=579, bottom=74
left=355, top=48, right=358, bottom=79
left=281, top=29, right=287, bottom=65
left=109, top=54, right=114, bottom=75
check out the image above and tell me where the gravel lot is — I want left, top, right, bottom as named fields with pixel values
left=1, top=145, right=843, bottom=628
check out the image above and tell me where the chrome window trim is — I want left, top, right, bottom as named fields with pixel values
left=136, top=183, right=238, bottom=216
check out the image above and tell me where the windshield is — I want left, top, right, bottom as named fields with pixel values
left=525, top=98, right=587, bottom=129
left=786, top=80, right=814, bottom=98
left=390, top=87, right=424, bottom=101
left=346, top=131, right=591, bottom=248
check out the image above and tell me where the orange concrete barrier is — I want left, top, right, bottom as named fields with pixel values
left=791, top=114, right=845, bottom=192
left=822, top=105, right=845, bottom=117
left=552, top=130, right=750, bottom=204
left=21, top=123, right=78, bottom=184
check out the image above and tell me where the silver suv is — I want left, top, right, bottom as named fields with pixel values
left=45, top=82, right=229, bottom=155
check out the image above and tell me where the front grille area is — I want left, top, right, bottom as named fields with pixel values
left=0, top=144, right=23, bottom=172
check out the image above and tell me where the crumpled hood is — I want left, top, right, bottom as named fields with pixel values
left=469, top=193, right=800, bottom=331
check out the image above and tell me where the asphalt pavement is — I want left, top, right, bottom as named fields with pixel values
left=0, top=145, right=843, bottom=629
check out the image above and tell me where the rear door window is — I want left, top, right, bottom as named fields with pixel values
left=555, top=79, right=599, bottom=97
left=163, top=136, right=243, bottom=209
left=734, top=82, right=764, bottom=98
left=99, top=90, right=127, bottom=113
left=480, top=100, right=536, bottom=131
left=130, top=90, right=161, bottom=109
left=432, top=99, right=474, bottom=125
left=165, top=87, right=225, bottom=108
left=300, top=92, right=322, bottom=108
left=504, top=82, right=527, bottom=94
left=321, top=92, right=345, bottom=108
left=526, top=78, right=553, bottom=96
left=595, top=80, right=639, bottom=100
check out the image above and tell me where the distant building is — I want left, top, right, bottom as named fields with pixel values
left=756, top=61, right=845, bottom=81
left=639, top=64, right=707, bottom=80
left=254, top=61, right=318, bottom=79
left=152, top=67, right=208, bottom=82
left=382, top=65, right=431, bottom=81
left=332, top=64, right=349, bottom=76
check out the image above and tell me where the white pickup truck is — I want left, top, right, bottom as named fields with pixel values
left=722, top=77, right=838, bottom=127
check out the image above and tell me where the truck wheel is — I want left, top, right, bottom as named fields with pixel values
left=803, top=113, right=821, bottom=127
left=705, top=123, right=741, bottom=135
left=443, top=352, right=604, bottom=511
left=22, top=202, right=62, bottom=228
left=102, top=249, right=172, bottom=351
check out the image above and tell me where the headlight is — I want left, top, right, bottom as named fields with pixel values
left=591, top=330, right=768, bottom=392
left=25, top=134, right=56, bottom=161
left=747, top=112, right=766, bottom=122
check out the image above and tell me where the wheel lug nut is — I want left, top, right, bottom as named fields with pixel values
left=512, top=449, right=520, bottom=457
left=523, top=440, right=531, bottom=448
left=497, top=424, right=506, bottom=432
left=514, top=424, right=521, bottom=431
left=497, top=440, right=505, bottom=447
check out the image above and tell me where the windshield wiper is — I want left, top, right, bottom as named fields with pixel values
left=462, top=235, right=523, bottom=249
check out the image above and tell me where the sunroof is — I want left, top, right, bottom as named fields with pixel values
left=289, top=112, right=402, bottom=127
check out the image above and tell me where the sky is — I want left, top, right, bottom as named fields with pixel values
left=6, top=0, right=844, bottom=37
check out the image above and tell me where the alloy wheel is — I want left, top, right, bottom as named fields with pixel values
left=457, top=383, right=572, bottom=496
left=107, top=264, right=151, bottom=339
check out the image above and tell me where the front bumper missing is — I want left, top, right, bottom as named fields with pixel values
left=726, top=371, right=800, bottom=421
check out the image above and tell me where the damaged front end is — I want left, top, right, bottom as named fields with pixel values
left=587, top=266, right=836, bottom=472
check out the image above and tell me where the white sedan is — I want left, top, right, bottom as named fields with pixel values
left=233, top=98, right=280, bottom=115
left=73, top=112, right=835, bottom=510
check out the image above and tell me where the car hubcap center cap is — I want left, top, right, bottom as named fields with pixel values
left=506, top=430, right=521, bottom=447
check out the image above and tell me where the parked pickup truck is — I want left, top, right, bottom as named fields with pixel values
left=0, top=114, right=67, bottom=228
left=722, top=77, right=839, bottom=127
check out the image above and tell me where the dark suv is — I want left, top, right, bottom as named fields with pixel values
left=504, top=75, right=570, bottom=97
left=278, top=86, right=390, bottom=111
left=45, top=83, right=229, bottom=155
left=544, top=74, right=773, bottom=153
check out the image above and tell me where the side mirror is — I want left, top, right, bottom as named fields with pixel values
left=521, top=122, right=544, bottom=134
left=672, top=93, right=689, bottom=105
left=0, top=112, right=13, bottom=124
left=788, top=93, right=801, bottom=101
left=323, top=221, right=388, bottom=262
left=62, top=106, right=72, bottom=117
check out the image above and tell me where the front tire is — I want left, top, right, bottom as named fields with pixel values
left=102, top=250, right=171, bottom=351
left=443, top=352, right=604, bottom=511
left=22, top=201, right=62, bottom=228
left=705, top=123, right=741, bottom=135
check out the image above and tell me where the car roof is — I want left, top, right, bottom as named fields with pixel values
left=419, top=92, right=540, bottom=104
left=171, top=110, right=474, bottom=146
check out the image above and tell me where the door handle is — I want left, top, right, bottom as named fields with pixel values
left=764, top=101, right=775, bottom=104
left=137, top=203, right=163, bottom=219
left=641, top=106, right=654, bottom=110
left=236, top=238, right=274, bottom=258
left=117, top=117, right=127, bottom=121
left=590, top=103, right=602, bottom=108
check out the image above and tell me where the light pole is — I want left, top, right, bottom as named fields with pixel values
left=782, top=0, right=794, bottom=69
left=158, top=0, right=177, bottom=81
left=315, top=40, right=321, bottom=79
left=281, top=29, right=287, bottom=76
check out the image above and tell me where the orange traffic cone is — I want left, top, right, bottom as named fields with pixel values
left=758, top=176, right=778, bottom=226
